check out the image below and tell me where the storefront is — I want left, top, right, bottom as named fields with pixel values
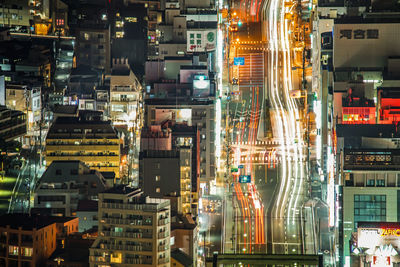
left=351, top=222, right=400, bottom=267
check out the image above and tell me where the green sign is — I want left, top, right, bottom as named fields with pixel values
left=231, top=167, right=238, bottom=173
left=207, top=32, right=215, bottom=42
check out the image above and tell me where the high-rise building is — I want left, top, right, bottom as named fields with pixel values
left=89, top=185, right=171, bottom=266
left=140, top=148, right=192, bottom=215
left=109, top=58, right=142, bottom=129
left=45, top=114, right=121, bottom=180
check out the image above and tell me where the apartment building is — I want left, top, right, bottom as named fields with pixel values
left=0, top=105, right=26, bottom=142
left=109, top=58, right=142, bottom=128
left=75, top=24, right=111, bottom=73
left=145, top=99, right=215, bottom=190
left=89, top=185, right=170, bottom=267
left=45, top=114, right=121, bottom=180
left=32, top=160, right=107, bottom=217
left=139, top=148, right=192, bottom=215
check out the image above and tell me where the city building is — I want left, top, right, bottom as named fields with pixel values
left=336, top=124, right=400, bottom=265
left=76, top=200, right=99, bottom=233
left=0, top=105, right=26, bottom=142
left=350, top=222, right=400, bottom=267
left=0, top=214, right=78, bottom=267
left=108, top=58, right=142, bottom=129
left=124, top=0, right=162, bottom=59
left=145, top=99, right=215, bottom=192
left=32, top=160, right=107, bottom=217
left=4, top=84, right=42, bottom=146
left=139, top=148, right=192, bottom=215
left=46, top=232, right=95, bottom=267
left=74, top=24, right=111, bottom=73
left=45, top=114, right=121, bottom=179
left=89, top=185, right=171, bottom=266
left=170, top=248, right=193, bottom=267
left=170, top=214, right=197, bottom=266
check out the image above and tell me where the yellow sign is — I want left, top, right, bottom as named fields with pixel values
left=381, top=228, right=400, bottom=237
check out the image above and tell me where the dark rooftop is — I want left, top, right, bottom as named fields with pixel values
left=0, top=214, right=76, bottom=231
left=171, top=248, right=193, bottom=267
left=102, top=185, right=142, bottom=195
left=52, top=104, right=78, bottom=115
left=77, top=200, right=98, bottom=212
left=336, top=124, right=399, bottom=138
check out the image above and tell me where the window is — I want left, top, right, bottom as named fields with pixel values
left=21, top=247, right=32, bottom=257
left=98, top=45, right=104, bottom=49
left=110, top=252, right=122, bottom=263
left=190, top=33, right=194, bottom=38
left=196, top=33, right=201, bottom=38
left=8, top=246, right=18, bottom=256
left=155, top=175, right=160, bottom=182
left=366, top=179, right=374, bottom=187
left=56, top=169, right=62, bottom=175
left=154, top=163, right=160, bottom=169
left=376, top=179, right=385, bottom=187
left=9, top=90, right=15, bottom=96
left=190, top=39, right=194, bottom=45
left=156, top=187, right=160, bottom=193
left=70, top=169, right=78, bottom=175
left=354, top=194, right=386, bottom=230
left=91, top=182, right=97, bottom=188
left=83, top=33, right=90, bottom=40
left=98, top=34, right=104, bottom=39
left=196, top=39, right=201, bottom=45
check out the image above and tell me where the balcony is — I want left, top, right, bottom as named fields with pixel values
left=125, top=258, right=152, bottom=265
left=158, top=245, right=168, bottom=252
left=158, top=257, right=170, bottom=264
left=158, top=231, right=169, bottom=239
left=103, top=231, right=152, bottom=239
left=102, top=202, right=169, bottom=212
left=99, top=243, right=153, bottom=252
left=158, top=218, right=169, bottom=226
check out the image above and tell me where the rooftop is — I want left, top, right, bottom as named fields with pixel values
left=0, top=214, right=75, bottom=231
left=171, top=248, right=193, bottom=267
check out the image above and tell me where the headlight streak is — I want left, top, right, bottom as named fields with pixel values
left=267, top=0, right=307, bottom=247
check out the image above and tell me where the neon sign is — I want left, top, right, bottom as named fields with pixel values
left=381, top=228, right=400, bottom=237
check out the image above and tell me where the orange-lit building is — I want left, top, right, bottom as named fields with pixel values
left=0, top=214, right=78, bottom=267
left=378, top=87, right=400, bottom=125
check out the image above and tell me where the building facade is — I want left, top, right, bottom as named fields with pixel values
left=45, top=115, right=121, bottom=179
left=89, top=185, right=171, bottom=266
left=32, top=160, right=107, bottom=217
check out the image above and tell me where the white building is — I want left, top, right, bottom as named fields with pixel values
left=90, top=185, right=171, bottom=266
left=109, top=58, right=142, bottom=129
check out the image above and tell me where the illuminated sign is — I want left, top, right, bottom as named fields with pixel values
left=234, top=57, right=245, bottom=66
left=339, top=29, right=379, bottom=40
left=239, top=175, right=251, bottom=183
left=381, top=229, right=400, bottom=237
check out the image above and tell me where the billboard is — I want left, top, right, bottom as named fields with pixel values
left=193, top=74, right=210, bottom=98
left=187, top=30, right=216, bottom=52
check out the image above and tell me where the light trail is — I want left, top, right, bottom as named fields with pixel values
left=265, top=0, right=307, bottom=252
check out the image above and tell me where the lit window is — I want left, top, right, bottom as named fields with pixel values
left=83, top=33, right=89, bottom=40
left=8, top=246, right=18, bottom=256
left=156, top=187, right=160, bottom=193
left=155, top=175, right=160, bottom=181
left=110, top=252, right=122, bottom=263
left=22, top=247, right=32, bottom=257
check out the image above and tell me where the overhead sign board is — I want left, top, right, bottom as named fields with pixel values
left=239, top=175, right=251, bottom=183
left=234, top=57, right=245, bottom=66
left=238, top=165, right=244, bottom=169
